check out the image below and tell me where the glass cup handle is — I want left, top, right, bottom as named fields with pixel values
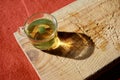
left=18, top=26, right=26, bottom=37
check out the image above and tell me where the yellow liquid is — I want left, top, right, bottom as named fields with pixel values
left=26, top=18, right=57, bottom=50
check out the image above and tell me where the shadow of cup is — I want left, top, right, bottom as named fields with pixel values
left=43, top=32, right=95, bottom=60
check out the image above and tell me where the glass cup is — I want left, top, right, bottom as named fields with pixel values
left=21, top=12, right=58, bottom=50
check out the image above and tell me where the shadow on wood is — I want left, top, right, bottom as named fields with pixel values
left=43, top=32, right=95, bottom=60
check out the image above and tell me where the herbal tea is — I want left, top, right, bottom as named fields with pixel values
left=25, top=18, right=57, bottom=50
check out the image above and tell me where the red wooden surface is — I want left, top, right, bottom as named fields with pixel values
left=0, top=0, right=75, bottom=80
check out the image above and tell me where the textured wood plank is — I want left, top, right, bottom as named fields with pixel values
left=14, top=0, right=120, bottom=80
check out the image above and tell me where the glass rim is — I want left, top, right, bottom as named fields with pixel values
left=24, top=12, right=58, bottom=42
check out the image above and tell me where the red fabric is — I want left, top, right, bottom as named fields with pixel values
left=0, top=0, right=75, bottom=80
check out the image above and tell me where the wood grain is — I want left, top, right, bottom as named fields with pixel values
left=14, top=0, right=120, bottom=80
